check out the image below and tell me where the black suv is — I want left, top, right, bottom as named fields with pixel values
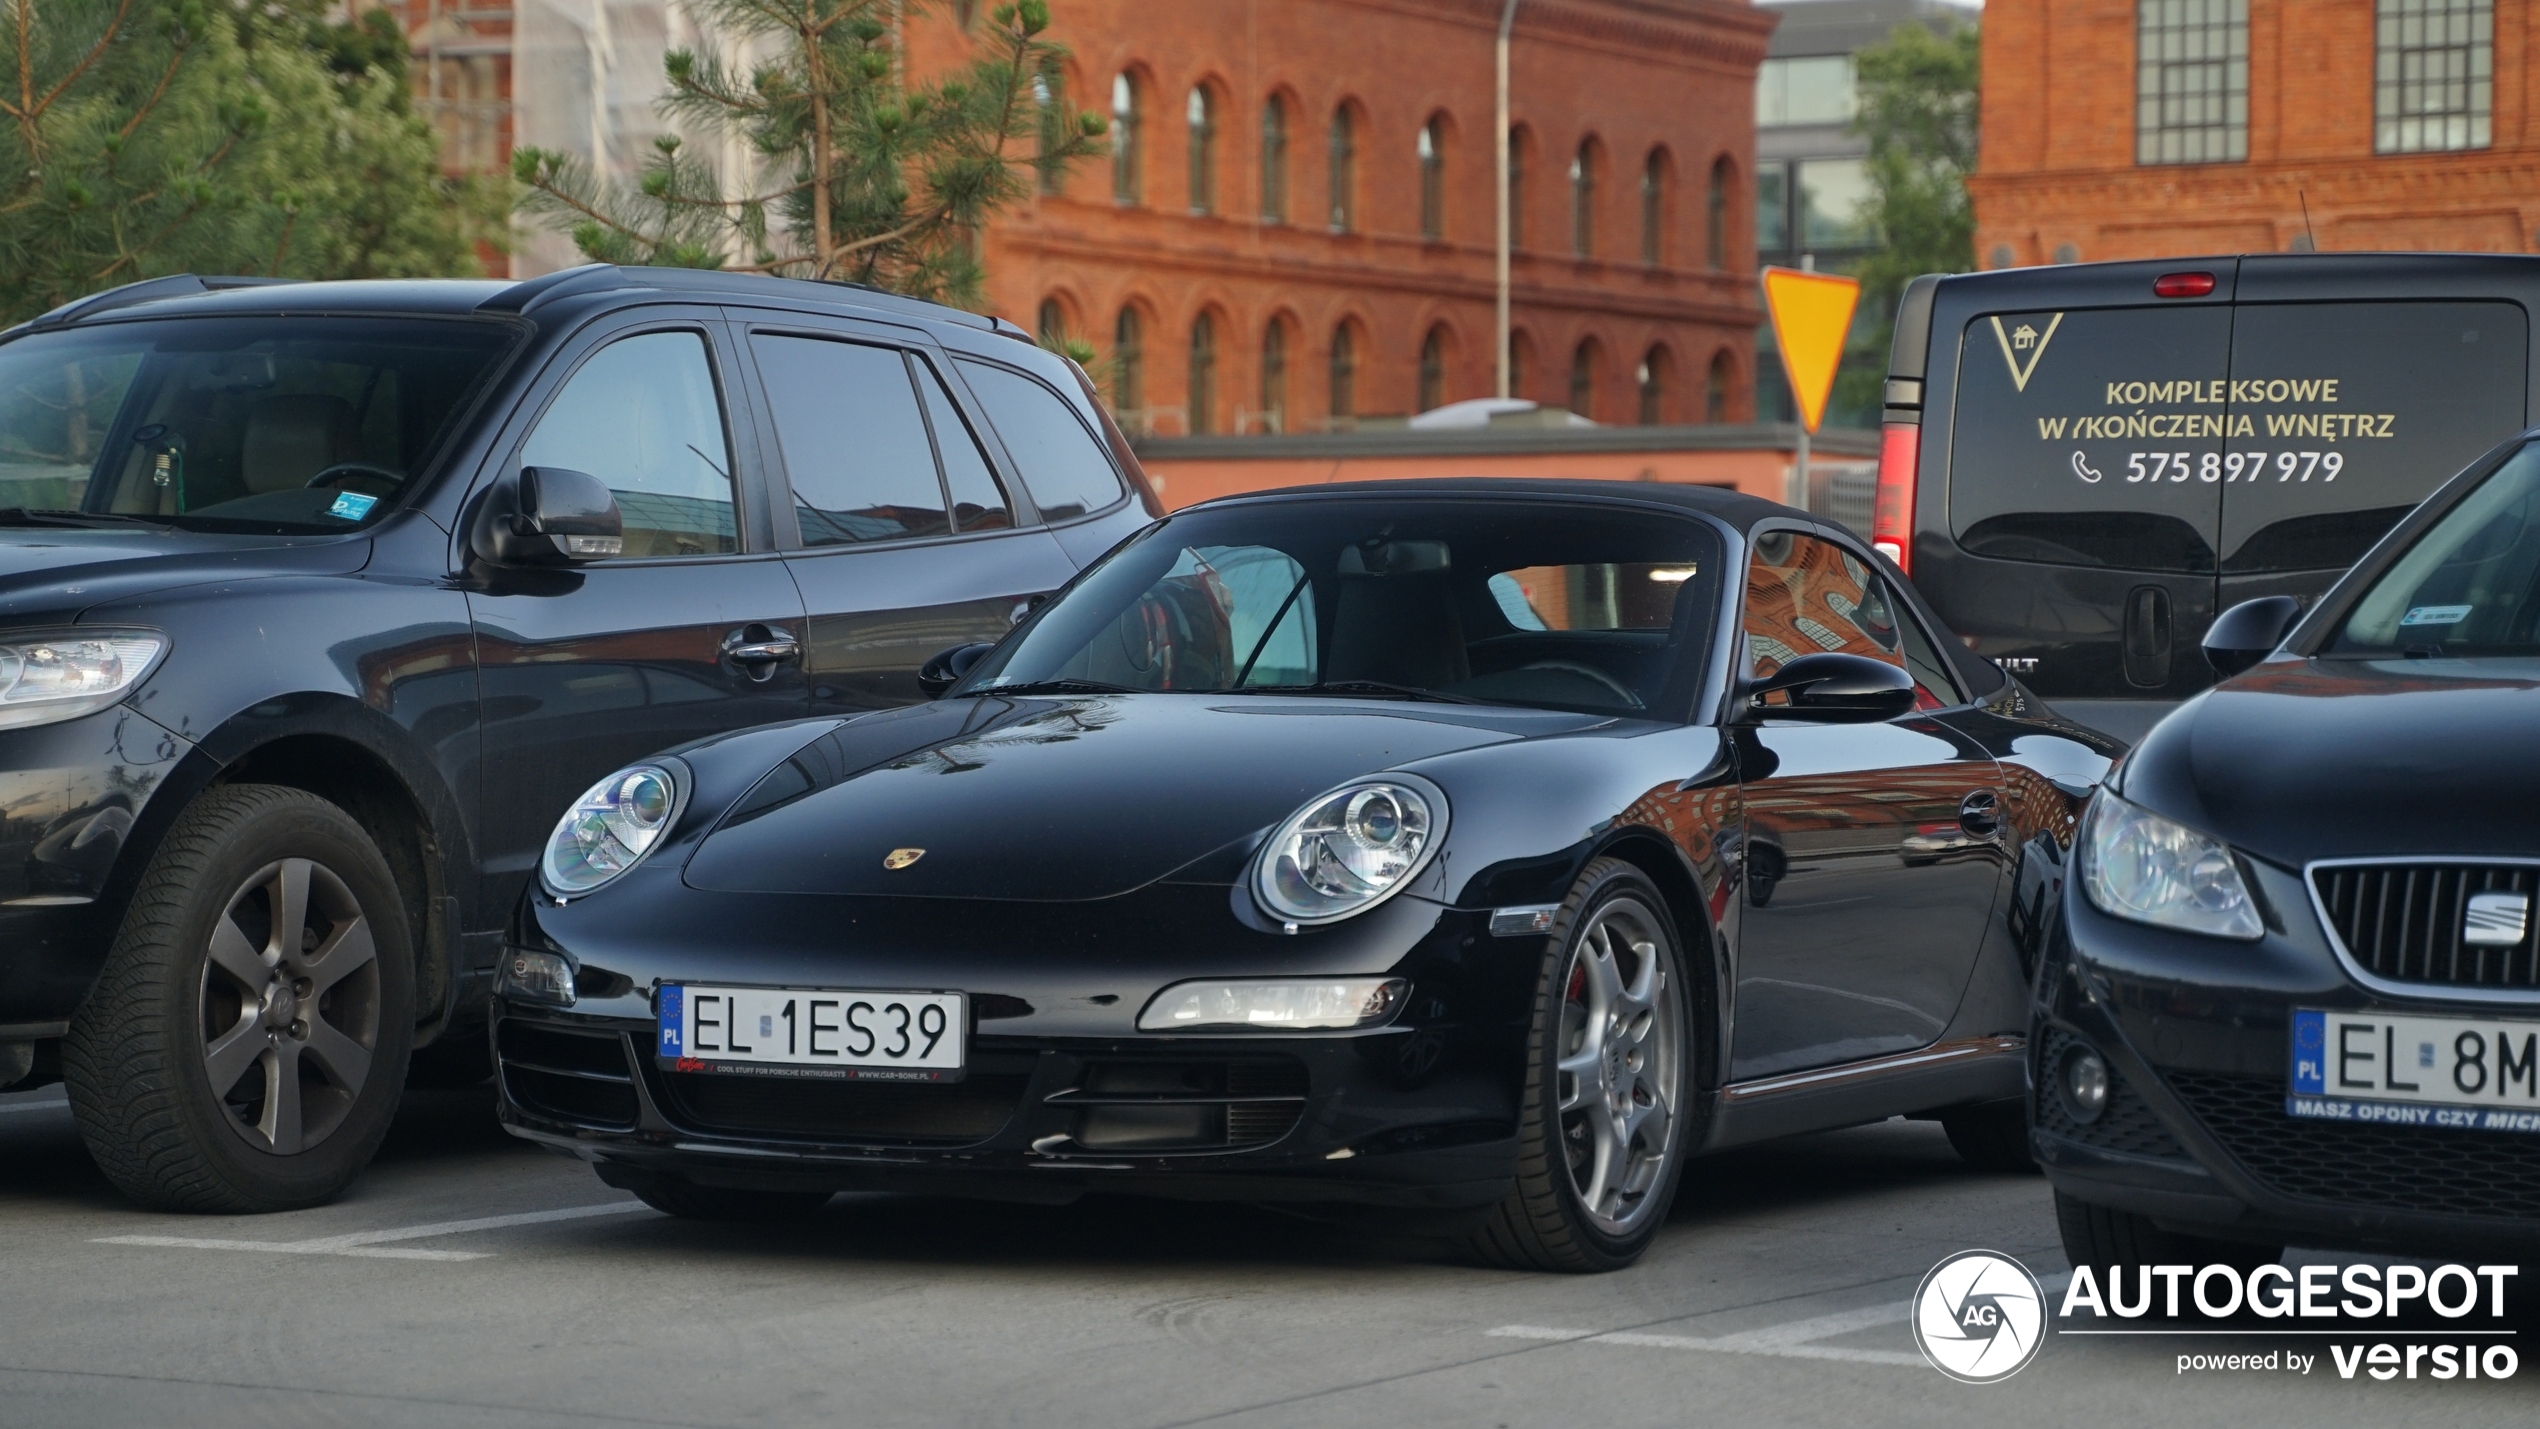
left=1873, top=253, right=2540, bottom=740
left=0, top=266, right=1157, bottom=1211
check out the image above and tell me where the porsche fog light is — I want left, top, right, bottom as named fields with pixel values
left=1137, top=978, right=1409, bottom=1032
left=540, top=761, right=686, bottom=896
left=1252, top=776, right=1447, bottom=925
left=500, top=949, right=575, bottom=1007
left=2059, top=1047, right=2110, bottom=1124
left=2077, top=791, right=2263, bottom=940
left=0, top=630, right=167, bottom=731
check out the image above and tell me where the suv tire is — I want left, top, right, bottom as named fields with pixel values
left=1466, top=858, right=1695, bottom=1273
left=64, top=785, right=414, bottom=1212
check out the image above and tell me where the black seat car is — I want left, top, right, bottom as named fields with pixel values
left=1873, top=253, right=2540, bottom=742
left=2039, top=429, right=2540, bottom=1262
left=0, top=266, right=1157, bottom=1211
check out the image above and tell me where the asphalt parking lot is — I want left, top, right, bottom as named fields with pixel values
left=0, top=1082, right=2527, bottom=1428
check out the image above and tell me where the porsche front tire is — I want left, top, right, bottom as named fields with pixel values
left=1467, top=857, right=1694, bottom=1273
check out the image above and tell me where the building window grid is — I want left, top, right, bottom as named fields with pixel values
left=1187, top=86, right=1217, bottom=214
left=2377, top=0, right=2493, bottom=153
left=1329, top=107, right=1357, bottom=232
left=1419, top=119, right=1447, bottom=241
left=1262, top=96, right=1289, bottom=222
left=2135, top=0, right=2248, bottom=166
left=1112, top=73, right=1142, bottom=202
left=1188, top=313, right=1216, bottom=435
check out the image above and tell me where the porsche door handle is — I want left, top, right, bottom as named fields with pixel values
left=1958, top=788, right=2003, bottom=836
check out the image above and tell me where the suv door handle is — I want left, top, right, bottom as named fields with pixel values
left=722, top=624, right=800, bottom=679
left=1958, top=788, right=2002, bottom=836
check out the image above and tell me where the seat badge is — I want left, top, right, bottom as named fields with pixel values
left=2464, top=891, right=2530, bottom=947
left=884, top=848, right=926, bottom=871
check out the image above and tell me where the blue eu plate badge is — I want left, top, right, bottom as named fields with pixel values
left=2290, top=1009, right=2326, bottom=1094
left=657, top=984, right=684, bottom=1057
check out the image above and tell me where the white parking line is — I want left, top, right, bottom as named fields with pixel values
left=1488, top=1272, right=2070, bottom=1369
left=93, top=1201, right=653, bottom=1262
left=0, top=1092, right=69, bottom=1116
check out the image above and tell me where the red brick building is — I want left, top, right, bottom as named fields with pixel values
left=1972, top=1, right=2540, bottom=266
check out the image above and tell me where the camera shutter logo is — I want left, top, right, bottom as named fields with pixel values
left=1912, top=1250, right=2047, bottom=1383
left=2465, top=891, right=2529, bottom=947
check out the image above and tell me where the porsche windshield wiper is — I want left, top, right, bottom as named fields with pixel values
left=0, top=507, right=168, bottom=528
left=1237, top=680, right=1485, bottom=705
left=975, top=677, right=1144, bottom=696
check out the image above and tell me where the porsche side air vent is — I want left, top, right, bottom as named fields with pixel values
left=1050, top=1059, right=1310, bottom=1152
left=655, top=1051, right=1037, bottom=1146
left=497, top=1020, right=642, bottom=1131
left=2312, top=862, right=2540, bottom=992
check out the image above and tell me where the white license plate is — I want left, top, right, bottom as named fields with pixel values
left=657, top=985, right=965, bottom=1082
left=2289, top=1008, right=2540, bottom=1134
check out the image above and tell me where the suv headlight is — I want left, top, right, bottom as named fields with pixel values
left=0, top=630, right=168, bottom=731
left=2078, top=791, right=2263, bottom=940
left=541, top=761, right=687, bottom=897
left=1251, top=775, right=1448, bottom=926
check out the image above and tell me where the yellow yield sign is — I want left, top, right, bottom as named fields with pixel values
left=1762, top=266, right=1861, bottom=434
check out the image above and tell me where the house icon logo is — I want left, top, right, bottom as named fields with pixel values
left=1988, top=313, right=2064, bottom=393
left=2010, top=323, right=2038, bottom=349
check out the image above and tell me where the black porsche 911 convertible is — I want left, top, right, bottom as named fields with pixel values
left=492, top=479, right=2120, bottom=1271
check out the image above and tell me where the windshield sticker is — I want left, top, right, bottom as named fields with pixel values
left=2399, top=604, right=2474, bottom=627
left=327, top=491, right=380, bottom=521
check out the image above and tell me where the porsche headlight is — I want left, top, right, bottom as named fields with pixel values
left=0, top=630, right=167, bottom=731
left=2078, top=791, right=2262, bottom=940
left=1252, top=775, right=1447, bottom=926
left=541, top=761, right=686, bottom=897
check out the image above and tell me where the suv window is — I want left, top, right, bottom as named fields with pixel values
left=753, top=335, right=949, bottom=545
left=1745, top=531, right=1953, bottom=708
left=521, top=331, right=737, bottom=558
left=2220, top=302, right=2526, bottom=574
left=954, top=359, right=1125, bottom=521
left=917, top=358, right=1012, bottom=532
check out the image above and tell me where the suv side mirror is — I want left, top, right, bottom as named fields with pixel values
left=2202, top=595, right=2302, bottom=678
left=487, top=467, right=623, bottom=564
left=1744, top=652, right=1917, bottom=723
left=918, top=642, right=996, bottom=698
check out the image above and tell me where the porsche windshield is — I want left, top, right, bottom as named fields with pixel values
left=0, top=315, right=518, bottom=534
left=967, top=499, right=1724, bottom=717
left=2332, top=443, right=2540, bottom=658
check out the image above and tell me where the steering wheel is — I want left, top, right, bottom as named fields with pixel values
left=1515, top=659, right=1644, bottom=708
left=304, top=463, right=404, bottom=499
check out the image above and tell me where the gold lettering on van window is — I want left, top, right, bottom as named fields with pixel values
left=1989, top=314, right=2063, bottom=392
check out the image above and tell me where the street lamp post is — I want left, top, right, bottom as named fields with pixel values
left=1495, top=0, right=1520, bottom=399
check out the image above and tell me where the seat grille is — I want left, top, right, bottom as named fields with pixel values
left=2166, top=1070, right=2540, bottom=1223
left=497, top=1020, right=640, bottom=1130
left=2312, top=862, right=2540, bottom=991
left=2032, top=1029, right=2189, bottom=1160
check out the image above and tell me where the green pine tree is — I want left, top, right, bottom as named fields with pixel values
left=1834, top=18, right=1979, bottom=419
left=0, top=0, right=500, bottom=325
left=512, top=0, right=1104, bottom=306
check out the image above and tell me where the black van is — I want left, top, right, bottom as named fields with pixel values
left=1873, top=254, right=2537, bottom=739
left=0, top=266, right=1157, bottom=1212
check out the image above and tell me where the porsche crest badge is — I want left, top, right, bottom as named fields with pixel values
left=883, top=848, right=925, bottom=870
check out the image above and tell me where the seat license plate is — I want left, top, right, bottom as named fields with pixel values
left=657, top=985, right=965, bottom=1082
left=2289, top=1008, right=2540, bottom=1134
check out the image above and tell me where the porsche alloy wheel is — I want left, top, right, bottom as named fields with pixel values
left=1467, top=857, right=1694, bottom=1272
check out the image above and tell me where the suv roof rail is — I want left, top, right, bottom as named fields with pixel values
left=476, top=263, right=634, bottom=315
left=478, top=261, right=1006, bottom=332
left=22, top=274, right=302, bottom=331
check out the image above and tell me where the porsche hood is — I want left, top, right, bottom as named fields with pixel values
left=680, top=693, right=1592, bottom=901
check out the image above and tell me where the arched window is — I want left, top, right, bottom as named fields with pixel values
left=1419, top=325, right=1450, bottom=411
left=1113, top=307, right=1144, bottom=426
left=1186, top=86, right=1216, bottom=215
left=1033, top=69, right=1064, bottom=196
left=1509, top=329, right=1537, bottom=402
left=1707, top=156, right=1732, bottom=270
left=1418, top=116, right=1447, bottom=241
left=1328, top=105, right=1357, bottom=232
left=1570, top=139, right=1600, bottom=257
left=1260, top=319, right=1289, bottom=433
left=1506, top=125, right=1529, bottom=250
left=1329, top=322, right=1357, bottom=423
left=1706, top=348, right=1734, bottom=422
left=1637, top=346, right=1671, bottom=425
left=1640, top=150, right=1667, bottom=265
left=1036, top=297, right=1067, bottom=347
left=1187, top=312, right=1217, bottom=435
left=1111, top=73, right=1141, bottom=204
left=1261, top=94, right=1289, bottom=222
left=1568, top=338, right=1599, bottom=420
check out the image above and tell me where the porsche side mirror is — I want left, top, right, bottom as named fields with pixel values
left=1744, top=652, right=1916, bottom=723
left=2202, top=595, right=2302, bottom=678
left=485, top=466, right=623, bottom=565
left=918, top=642, right=996, bottom=698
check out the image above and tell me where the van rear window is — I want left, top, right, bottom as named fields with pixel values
left=1948, top=301, right=2527, bottom=574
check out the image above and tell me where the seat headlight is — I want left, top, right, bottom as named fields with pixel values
left=1251, top=775, right=1447, bottom=926
left=2078, top=791, right=2263, bottom=940
left=0, top=630, right=167, bottom=731
left=541, top=761, right=686, bottom=897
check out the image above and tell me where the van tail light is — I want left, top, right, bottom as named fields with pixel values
left=1873, top=421, right=1919, bottom=574
left=2153, top=271, right=2216, bottom=298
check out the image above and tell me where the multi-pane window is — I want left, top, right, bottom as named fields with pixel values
left=2376, top=0, right=2492, bottom=153
left=1328, top=106, right=1357, bottom=232
left=1113, top=307, right=1144, bottom=426
left=1260, top=321, right=1288, bottom=433
left=1418, top=118, right=1447, bottom=241
left=1570, top=140, right=1599, bottom=257
left=1639, top=150, right=1665, bottom=265
left=1506, top=128, right=1528, bottom=249
left=2136, top=0, right=2248, bottom=165
left=1419, top=326, right=1448, bottom=411
left=1187, top=86, right=1216, bottom=214
left=1112, top=73, right=1142, bottom=202
left=1261, top=96, right=1289, bottom=221
left=1188, top=313, right=1216, bottom=435
left=1329, top=324, right=1357, bottom=423
left=1706, top=157, right=1730, bottom=269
